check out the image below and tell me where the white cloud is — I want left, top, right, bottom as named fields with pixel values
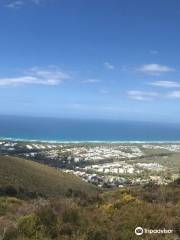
left=127, top=90, right=158, bottom=101
left=149, top=81, right=180, bottom=88
left=5, top=0, right=42, bottom=8
left=167, top=91, right=180, bottom=98
left=127, top=89, right=180, bottom=100
left=6, top=0, right=24, bottom=8
left=0, top=66, right=71, bottom=86
left=100, top=89, right=108, bottom=94
left=104, top=62, right=115, bottom=70
left=82, top=78, right=100, bottom=83
left=150, top=50, right=159, bottom=55
left=31, top=0, right=41, bottom=4
left=138, top=64, right=175, bottom=75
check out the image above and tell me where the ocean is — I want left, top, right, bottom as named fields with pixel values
left=0, top=115, right=180, bottom=142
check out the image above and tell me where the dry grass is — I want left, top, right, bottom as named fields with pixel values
left=0, top=156, right=97, bottom=198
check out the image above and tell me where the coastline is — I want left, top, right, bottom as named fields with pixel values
left=1, top=136, right=180, bottom=144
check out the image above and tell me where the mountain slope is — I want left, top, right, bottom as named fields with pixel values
left=0, top=156, right=97, bottom=197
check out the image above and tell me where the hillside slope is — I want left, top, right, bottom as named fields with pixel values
left=0, top=156, right=97, bottom=197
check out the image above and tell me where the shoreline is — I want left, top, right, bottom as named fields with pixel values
left=1, top=136, right=180, bottom=144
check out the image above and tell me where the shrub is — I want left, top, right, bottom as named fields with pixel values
left=174, top=218, right=180, bottom=237
left=86, top=228, right=109, bottom=240
left=100, top=203, right=114, bottom=214
left=0, top=186, right=17, bottom=197
left=35, top=206, right=59, bottom=238
left=121, top=194, right=136, bottom=204
left=17, top=214, right=39, bottom=238
left=5, top=197, right=21, bottom=205
left=59, top=223, right=75, bottom=237
left=0, top=217, right=17, bottom=240
left=173, top=178, right=180, bottom=185
left=62, top=207, right=81, bottom=225
left=0, top=197, right=21, bottom=216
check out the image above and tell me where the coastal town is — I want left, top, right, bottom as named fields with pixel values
left=0, top=140, right=180, bottom=188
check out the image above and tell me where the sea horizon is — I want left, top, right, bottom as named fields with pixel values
left=1, top=115, right=180, bottom=142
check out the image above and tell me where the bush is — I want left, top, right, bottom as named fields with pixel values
left=121, top=194, right=136, bottom=204
left=0, top=186, right=17, bottom=197
left=0, top=217, right=17, bottom=240
left=0, top=197, right=22, bottom=216
left=86, top=228, right=109, bottom=240
left=35, top=206, right=59, bottom=238
left=100, top=203, right=114, bottom=215
left=17, top=214, right=39, bottom=238
left=59, top=223, right=75, bottom=237
left=173, top=178, right=180, bottom=185
left=174, top=219, right=180, bottom=237
left=63, top=207, right=81, bottom=225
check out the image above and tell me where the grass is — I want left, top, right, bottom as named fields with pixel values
left=0, top=156, right=97, bottom=198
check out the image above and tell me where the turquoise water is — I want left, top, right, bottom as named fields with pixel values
left=0, top=115, right=180, bottom=142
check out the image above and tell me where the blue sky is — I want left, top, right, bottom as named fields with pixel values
left=0, top=0, right=180, bottom=122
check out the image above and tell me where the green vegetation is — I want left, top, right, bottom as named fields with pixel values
left=0, top=156, right=97, bottom=198
left=0, top=156, right=180, bottom=240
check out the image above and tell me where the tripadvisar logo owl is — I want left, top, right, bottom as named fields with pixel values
left=135, top=227, right=144, bottom=236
